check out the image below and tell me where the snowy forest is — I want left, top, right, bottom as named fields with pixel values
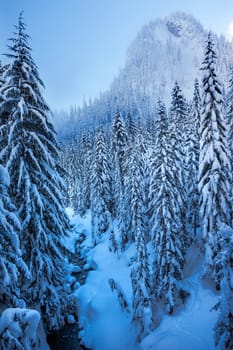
left=0, top=10, right=233, bottom=350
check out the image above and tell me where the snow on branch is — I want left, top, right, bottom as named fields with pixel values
left=0, top=308, right=41, bottom=350
left=108, top=278, right=130, bottom=312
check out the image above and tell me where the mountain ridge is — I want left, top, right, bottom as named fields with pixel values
left=114, top=11, right=233, bottom=103
left=56, top=12, right=233, bottom=139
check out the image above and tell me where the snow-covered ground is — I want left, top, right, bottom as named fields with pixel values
left=140, top=272, right=218, bottom=350
left=67, top=210, right=219, bottom=350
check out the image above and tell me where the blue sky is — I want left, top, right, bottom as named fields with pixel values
left=1, top=0, right=233, bottom=110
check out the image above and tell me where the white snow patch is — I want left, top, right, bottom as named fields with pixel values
left=68, top=213, right=220, bottom=350
left=0, top=308, right=49, bottom=350
left=0, top=165, right=10, bottom=187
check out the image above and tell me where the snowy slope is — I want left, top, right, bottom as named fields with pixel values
left=68, top=211, right=219, bottom=350
left=140, top=273, right=218, bottom=350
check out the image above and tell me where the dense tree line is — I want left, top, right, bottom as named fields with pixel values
left=62, top=35, right=233, bottom=348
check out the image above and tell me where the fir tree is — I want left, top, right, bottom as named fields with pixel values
left=186, top=80, right=201, bottom=240
left=81, top=132, right=93, bottom=213
left=0, top=165, right=28, bottom=306
left=193, top=78, right=201, bottom=133
left=69, top=132, right=93, bottom=216
left=0, top=61, right=5, bottom=88
left=214, top=225, right=233, bottom=350
left=91, top=129, right=111, bottom=245
left=170, top=83, right=188, bottom=246
left=186, top=125, right=200, bottom=241
left=61, top=141, right=81, bottom=209
left=170, top=81, right=188, bottom=138
left=199, top=34, right=232, bottom=273
left=111, top=110, right=128, bottom=188
left=111, top=111, right=128, bottom=248
left=130, top=141, right=152, bottom=339
left=226, top=68, right=233, bottom=157
left=125, top=112, right=138, bottom=142
left=150, top=100, right=185, bottom=313
left=124, top=136, right=147, bottom=244
left=0, top=13, right=72, bottom=330
left=225, top=67, right=233, bottom=224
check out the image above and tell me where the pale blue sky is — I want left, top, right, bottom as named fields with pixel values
left=1, top=0, right=233, bottom=110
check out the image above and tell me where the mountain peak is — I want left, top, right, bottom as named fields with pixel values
left=122, top=12, right=233, bottom=104
left=165, top=12, right=204, bottom=39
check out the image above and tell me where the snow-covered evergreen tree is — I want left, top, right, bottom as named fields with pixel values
left=186, top=126, right=200, bottom=241
left=111, top=110, right=128, bottom=189
left=0, top=165, right=28, bottom=306
left=68, top=132, right=93, bottom=215
left=111, top=111, right=129, bottom=248
left=123, top=139, right=142, bottom=244
left=226, top=68, right=233, bottom=157
left=193, top=78, right=201, bottom=133
left=170, top=82, right=188, bottom=173
left=60, top=141, right=80, bottom=208
left=0, top=13, right=72, bottom=330
left=225, top=67, right=233, bottom=224
left=91, top=129, right=111, bottom=245
left=214, top=225, right=233, bottom=350
left=0, top=308, right=41, bottom=350
left=186, top=80, right=201, bottom=240
left=125, top=112, right=138, bottom=142
left=199, top=34, right=232, bottom=273
left=169, top=83, right=189, bottom=245
left=81, top=132, right=93, bottom=213
left=130, top=141, right=152, bottom=339
left=149, top=100, right=185, bottom=313
left=0, top=61, right=5, bottom=88
left=170, top=81, right=188, bottom=138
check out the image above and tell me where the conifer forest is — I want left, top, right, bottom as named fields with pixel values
left=0, top=9, right=233, bottom=350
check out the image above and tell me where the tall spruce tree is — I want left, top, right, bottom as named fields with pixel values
left=149, top=100, right=185, bottom=313
left=130, top=141, right=152, bottom=340
left=193, top=78, right=201, bottom=132
left=61, top=141, right=80, bottom=208
left=111, top=111, right=129, bottom=248
left=170, top=83, right=188, bottom=246
left=126, top=112, right=138, bottom=142
left=214, top=225, right=233, bottom=350
left=123, top=139, right=146, bottom=243
left=0, top=61, right=5, bottom=88
left=225, top=67, right=233, bottom=224
left=199, top=34, right=232, bottom=274
left=81, top=132, right=93, bottom=213
left=186, top=80, right=201, bottom=240
left=111, top=110, right=128, bottom=189
left=0, top=165, right=28, bottom=306
left=0, top=13, right=72, bottom=330
left=226, top=68, right=233, bottom=157
left=170, top=81, right=188, bottom=138
left=91, top=129, right=112, bottom=245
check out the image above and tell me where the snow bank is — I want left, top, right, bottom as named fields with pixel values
left=68, top=212, right=220, bottom=350
left=140, top=272, right=218, bottom=350
left=74, top=223, right=138, bottom=350
left=0, top=165, right=10, bottom=186
left=0, top=308, right=49, bottom=350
